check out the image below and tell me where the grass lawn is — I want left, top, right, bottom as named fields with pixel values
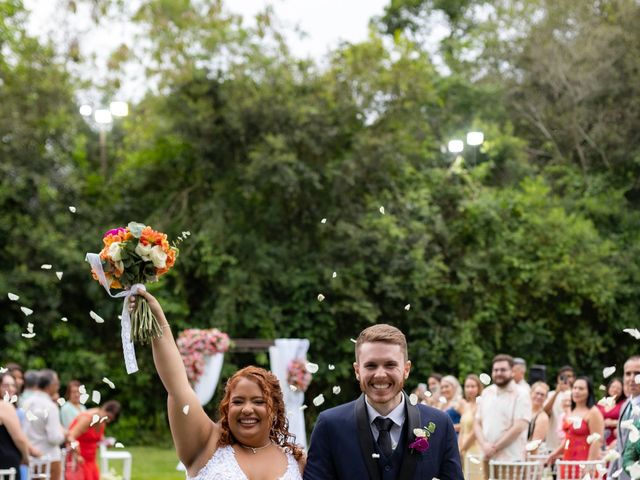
left=101, top=445, right=185, bottom=480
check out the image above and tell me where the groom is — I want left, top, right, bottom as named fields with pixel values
left=304, top=324, right=463, bottom=480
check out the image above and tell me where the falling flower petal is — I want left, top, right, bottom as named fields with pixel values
left=313, top=394, right=325, bottom=406
left=350, top=338, right=357, bottom=344
left=0, top=367, right=6, bottom=374
left=328, top=364, right=335, bottom=370
left=469, top=456, right=481, bottom=465
left=332, top=272, right=337, bottom=278
left=20, top=307, right=33, bottom=316
left=21, top=333, right=36, bottom=339
left=603, top=366, right=616, bottom=378
left=182, top=405, right=190, bottom=415
left=26, top=323, right=34, bottom=333
left=587, top=433, right=601, bottom=444
left=598, top=396, right=616, bottom=408
left=115, top=442, right=124, bottom=448
left=425, top=390, right=432, bottom=398
left=103, top=377, right=115, bottom=389
left=90, top=415, right=100, bottom=426
left=79, top=393, right=89, bottom=405
left=372, top=453, right=380, bottom=459
left=526, top=440, right=542, bottom=451
left=623, top=329, right=640, bottom=340
left=630, top=428, right=640, bottom=444
left=438, top=396, right=447, bottom=404
left=409, top=393, right=418, bottom=405
left=628, top=462, right=640, bottom=480
left=599, top=384, right=606, bottom=391
left=635, top=374, right=640, bottom=385
left=55, top=272, right=63, bottom=280
left=92, top=391, right=101, bottom=404
left=68, top=206, right=77, bottom=213
left=41, top=264, right=52, bottom=270
left=26, top=411, right=38, bottom=421
left=612, top=467, right=623, bottom=478
left=299, top=405, right=307, bottom=411
left=57, top=398, right=66, bottom=407
left=320, top=218, right=327, bottom=224
left=79, top=385, right=87, bottom=394
left=289, top=385, right=298, bottom=392
left=8, top=293, right=19, bottom=301
left=90, top=311, right=105, bottom=323
left=603, top=449, right=621, bottom=463
left=317, top=294, right=325, bottom=302
left=61, top=317, right=68, bottom=322
left=100, top=416, right=108, bottom=423
left=404, top=304, right=411, bottom=311
left=305, top=362, right=319, bottom=374
left=333, top=386, right=341, bottom=395
left=479, top=373, right=491, bottom=385
left=379, top=206, right=385, bottom=215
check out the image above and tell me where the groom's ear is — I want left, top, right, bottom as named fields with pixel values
left=353, top=361, right=360, bottom=381
left=404, top=360, right=411, bottom=380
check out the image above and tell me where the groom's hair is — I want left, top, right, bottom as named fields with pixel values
left=355, top=324, right=408, bottom=361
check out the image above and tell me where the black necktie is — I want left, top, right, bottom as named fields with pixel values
left=374, top=416, right=394, bottom=458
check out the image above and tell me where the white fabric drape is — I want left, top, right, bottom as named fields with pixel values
left=194, top=353, right=225, bottom=405
left=269, top=338, right=310, bottom=450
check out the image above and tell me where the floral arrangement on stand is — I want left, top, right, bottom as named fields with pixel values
left=287, top=358, right=312, bottom=393
left=177, top=329, right=231, bottom=386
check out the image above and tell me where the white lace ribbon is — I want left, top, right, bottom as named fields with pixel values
left=85, top=252, right=143, bottom=374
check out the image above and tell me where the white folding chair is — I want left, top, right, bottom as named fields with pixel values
left=554, top=459, right=606, bottom=480
left=28, top=456, right=51, bottom=480
left=0, top=468, right=16, bottom=480
left=99, top=443, right=132, bottom=480
left=488, top=460, right=542, bottom=480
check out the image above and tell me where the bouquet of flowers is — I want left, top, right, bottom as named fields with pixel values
left=287, top=358, right=312, bottom=393
left=89, top=222, right=179, bottom=344
left=177, top=329, right=231, bottom=385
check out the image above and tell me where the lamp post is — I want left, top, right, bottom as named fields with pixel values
left=79, top=101, right=129, bottom=177
left=446, top=131, right=485, bottom=166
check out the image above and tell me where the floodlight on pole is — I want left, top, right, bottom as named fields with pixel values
left=79, top=104, right=93, bottom=117
left=448, top=139, right=464, bottom=154
left=94, top=109, right=113, bottom=125
left=466, top=131, right=484, bottom=146
left=109, top=101, right=129, bottom=117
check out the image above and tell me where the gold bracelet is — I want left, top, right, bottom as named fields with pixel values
left=159, top=324, right=171, bottom=329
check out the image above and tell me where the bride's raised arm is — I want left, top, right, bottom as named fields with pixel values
left=130, top=290, right=219, bottom=472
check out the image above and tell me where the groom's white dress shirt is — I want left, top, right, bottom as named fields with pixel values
left=366, top=392, right=406, bottom=451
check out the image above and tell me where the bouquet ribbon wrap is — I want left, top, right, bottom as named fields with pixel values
left=86, top=252, right=143, bottom=374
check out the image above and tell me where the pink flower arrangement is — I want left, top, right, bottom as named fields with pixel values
left=177, top=328, right=230, bottom=385
left=287, top=359, right=312, bottom=393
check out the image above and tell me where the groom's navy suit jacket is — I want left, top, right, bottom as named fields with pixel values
left=304, top=394, right=463, bottom=480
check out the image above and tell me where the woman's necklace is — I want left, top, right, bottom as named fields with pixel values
left=238, top=440, right=273, bottom=454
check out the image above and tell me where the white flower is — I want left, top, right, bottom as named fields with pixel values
left=135, top=242, right=152, bottom=260
left=149, top=245, right=167, bottom=269
left=108, top=242, right=123, bottom=261
left=413, top=428, right=427, bottom=438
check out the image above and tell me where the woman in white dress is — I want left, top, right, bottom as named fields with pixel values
left=130, top=290, right=304, bottom=480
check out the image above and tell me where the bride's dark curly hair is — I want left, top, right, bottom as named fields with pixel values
left=218, top=366, right=304, bottom=463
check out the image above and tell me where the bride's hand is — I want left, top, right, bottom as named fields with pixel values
left=129, top=289, right=167, bottom=323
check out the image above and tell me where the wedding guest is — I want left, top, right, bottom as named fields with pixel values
left=425, top=373, right=443, bottom=407
left=5, top=363, right=24, bottom=394
left=0, top=392, right=30, bottom=480
left=60, top=380, right=86, bottom=429
left=66, top=400, right=121, bottom=480
left=543, top=365, right=575, bottom=452
left=527, top=381, right=549, bottom=454
left=546, top=377, right=604, bottom=478
left=18, top=370, right=39, bottom=408
left=513, top=358, right=530, bottom=393
left=439, top=375, right=464, bottom=434
left=22, top=369, right=66, bottom=480
left=597, top=377, right=626, bottom=447
left=130, top=290, right=304, bottom=480
left=459, top=374, right=483, bottom=480
left=474, top=354, right=531, bottom=476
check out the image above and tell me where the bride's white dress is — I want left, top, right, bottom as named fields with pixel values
left=188, top=445, right=302, bottom=480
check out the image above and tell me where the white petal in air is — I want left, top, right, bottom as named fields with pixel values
left=612, top=468, right=623, bottom=478
left=0, top=367, right=6, bottom=374
left=350, top=338, right=357, bottom=344
left=628, top=462, right=640, bottom=480
left=332, top=272, right=337, bottom=278
left=438, top=396, right=447, bottom=404
left=299, top=405, right=307, bottom=411
left=90, top=311, right=105, bottom=323
left=182, top=405, right=190, bottom=415
left=41, top=264, right=52, bottom=270
left=603, top=366, right=616, bottom=378
left=61, top=317, right=68, bottom=322
left=372, top=453, right=380, bottom=459
left=55, top=272, right=63, bottom=280
left=100, top=416, right=108, bottom=423
left=313, top=394, right=325, bottom=406
left=469, top=456, right=481, bottom=465
left=26, top=411, right=38, bottom=422
left=409, top=393, right=418, bottom=405
left=57, top=398, right=66, bottom=407
left=305, top=362, right=319, bottom=374
left=328, top=364, right=335, bottom=370
left=26, top=323, right=34, bottom=333
left=317, top=294, right=325, bottom=302
left=92, top=391, right=101, bottom=404
left=525, top=440, right=542, bottom=451
left=320, top=218, right=327, bottom=224
left=20, top=307, right=33, bottom=316
left=635, top=374, right=640, bottom=385
left=115, top=442, right=124, bottom=448
left=79, top=385, right=87, bottom=394
left=379, top=206, right=385, bottom=215
left=79, top=393, right=89, bottom=405
left=623, top=329, right=640, bottom=339
left=404, top=304, right=411, bottom=311
left=90, top=415, right=100, bottom=427
left=68, top=206, right=77, bottom=213
left=479, top=373, right=491, bottom=385
left=103, top=377, right=115, bottom=389
left=289, top=385, right=298, bottom=392
left=21, top=333, right=36, bottom=339
left=333, top=386, right=341, bottom=395
left=629, top=428, right=640, bottom=444
left=586, top=433, right=601, bottom=444
left=8, top=293, right=19, bottom=301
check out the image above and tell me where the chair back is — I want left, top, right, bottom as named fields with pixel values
left=0, top=468, right=16, bottom=480
left=554, top=459, right=606, bottom=480
left=488, top=460, right=542, bottom=480
left=464, top=453, right=484, bottom=479
left=29, top=456, right=52, bottom=480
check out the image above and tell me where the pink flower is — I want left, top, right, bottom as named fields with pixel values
left=104, top=227, right=127, bottom=237
left=409, top=437, right=430, bottom=453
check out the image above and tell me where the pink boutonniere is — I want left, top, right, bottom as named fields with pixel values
left=409, top=422, right=436, bottom=453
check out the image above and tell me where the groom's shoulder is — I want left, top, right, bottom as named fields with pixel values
left=415, top=402, right=450, bottom=424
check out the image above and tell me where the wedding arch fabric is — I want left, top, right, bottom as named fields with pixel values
left=193, top=353, right=225, bottom=405
left=269, top=338, right=310, bottom=450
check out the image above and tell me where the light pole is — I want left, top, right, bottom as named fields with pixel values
left=79, top=101, right=129, bottom=177
left=446, top=131, right=485, bottom=167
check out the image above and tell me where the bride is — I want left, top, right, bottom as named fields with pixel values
left=130, top=290, right=304, bottom=479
